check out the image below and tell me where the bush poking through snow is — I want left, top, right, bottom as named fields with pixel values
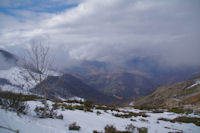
left=61, top=104, right=93, bottom=112
left=157, top=117, right=171, bottom=122
left=130, top=119, right=136, bottom=122
left=65, top=99, right=84, bottom=104
left=96, top=111, right=102, bottom=115
left=0, top=92, right=29, bottom=115
left=0, top=91, right=41, bottom=101
left=125, top=124, right=136, bottom=133
left=125, top=124, right=148, bottom=133
left=34, top=102, right=63, bottom=119
left=52, top=102, right=60, bottom=110
left=168, top=108, right=185, bottom=114
left=93, top=130, right=102, bottom=133
left=104, top=125, right=117, bottom=133
left=158, top=116, right=200, bottom=126
left=104, top=125, right=132, bottom=133
left=95, top=105, right=120, bottom=112
left=68, top=122, right=81, bottom=131
left=139, top=118, right=149, bottom=123
left=84, top=100, right=94, bottom=108
left=56, top=114, right=64, bottom=120
left=62, top=104, right=74, bottom=110
left=113, top=111, right=148, bottom=118
left=138, top=127, right=148, bottom=133
left=152, top=110, right=164, bottom=113
left=171, top=116, right=200, bottom=126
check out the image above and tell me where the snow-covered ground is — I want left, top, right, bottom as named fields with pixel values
left=0, top=100, right=200, bottom=133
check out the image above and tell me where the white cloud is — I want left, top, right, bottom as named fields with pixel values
left=0, top=0, right=200, bottom=67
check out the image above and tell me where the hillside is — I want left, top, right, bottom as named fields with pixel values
left=32, top=74, right=119, bottom=104
left=134, top=76, right=200, bottom=112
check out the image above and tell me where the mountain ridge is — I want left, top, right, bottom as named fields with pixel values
left=134, top=76, right=200, bottom=112
left=32, top=74, right=120, bottom=104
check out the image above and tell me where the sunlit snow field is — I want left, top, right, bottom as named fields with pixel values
left=0, top=100, right=199, bottom=133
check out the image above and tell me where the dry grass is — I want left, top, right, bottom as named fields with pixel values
left=158, top=116, right=200, bottom=126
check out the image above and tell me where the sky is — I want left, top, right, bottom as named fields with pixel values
left=0, top=0, right=200, bottom=68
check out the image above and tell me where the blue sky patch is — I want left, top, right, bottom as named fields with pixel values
left=0, top=0, right=79, bottom=16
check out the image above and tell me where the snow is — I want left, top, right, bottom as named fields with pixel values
left=0, top=100, right=200, bottom=133
left=0, top=66, right=60, bottom=94
left=129, top=101, right=134, bottom=106
left=186, top=80, right=200, bottom=89
left=68, top=97, right=85, bottom=102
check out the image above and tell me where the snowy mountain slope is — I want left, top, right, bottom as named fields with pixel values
left=0, top=66, right=114, bottom=104
left=0, top=66, right=59, bottom=94
left=0, top=99, right=200, bottom=133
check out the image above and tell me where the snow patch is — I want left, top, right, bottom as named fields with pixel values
left=186, top=80, right=200, bottom=89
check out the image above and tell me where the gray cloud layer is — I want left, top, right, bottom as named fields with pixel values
left=0, top=0, right=200, bottom=68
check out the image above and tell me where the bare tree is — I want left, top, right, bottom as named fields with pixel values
left=22, top=38, right=52, bottom=116
left=25, top=39, right=51, bottom=94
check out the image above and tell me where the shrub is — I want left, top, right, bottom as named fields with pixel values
left=139, top=118, right=149, bottom=123
left=184, top=109, right=193, bottom=114
left=0, top=92, right=29, bottom=115
left=117, top=131, right=131, bottom=133
left=171, top=116, right=200, bottom=126
left=113, top=112, right=148, bottom=118
left=96, top=111, right=102, bottom=115
left=157, top=117, right=171, bottom=122
left=21, top=94, right=41, bottom=101
left=104, top=125, right=117, bottom=133
left=95, top=106, right=120, bottom=112
left=93, top=130, right=102, bottom=133
left=52, top=102, right=61, bottom=110
left=34, top=102, right=63, bottom=119
left=69, top=122, right=81, bottom=131
left=158, top=116, right=200, bottom=126
left=138, top=127, right=148, bottom=133
left=52, top=99, right=63, bottom=103
left=0, top=91, right=40, bottom=101
left=130, top=119, right=136, bottom=122
left=35, top=106, right=48, bottom=118
left=73, top=105, right=93, bottom=112
left=134, top=106, right=154, bottom=110
left=84, top=107, right=93, bottom=112
left=125, top=124, right=147, bottom=133
left=103, top=125, right=132, bottom=133
left=96, top=106, right=110, bottom=111
left=62, top=104, right=74, bottom=110
left=168, top=108, right=184, bottom=114
left=56, top=114, right=64, bottom=120
left=74, top=105, right=84, bottom=110
left=125, top=124, right=136, bottom=133
left=152, top=110, right=164, bottom=113
left=84, top=100, right=94, bottom=108
left=113, top=113, right=132, bottom=118
left=65, top=99, right=84, bottom=104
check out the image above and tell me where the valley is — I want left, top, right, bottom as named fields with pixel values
left=0, top=49, right=200, bottom=133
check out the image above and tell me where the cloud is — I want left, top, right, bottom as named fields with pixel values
left=0, top=0, right=200, bottom=68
